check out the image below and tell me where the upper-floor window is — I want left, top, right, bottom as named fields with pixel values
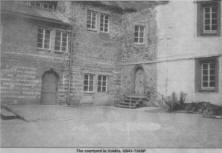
left=134, top=25, right=145, bottom=44
left=84, top=73, right=94, bottom=92
left=26, top=1, right=57, bottom=11
left=87, top=10, right=97, bottom=30
left=197, top=0, right=220, bottom=36
left=196, top=57, right=218, bottom=92
left=97, top=75, right=108, bottom=92
left=37, top=27, right=51, bottom=50
left=100, top=14, right=109, bottom=32
left=54, top=30, right=69, bottom=53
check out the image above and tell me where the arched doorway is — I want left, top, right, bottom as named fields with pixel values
left=41, top=69, right=59, bottom=105
left=134, top=66, right=145, bottom=96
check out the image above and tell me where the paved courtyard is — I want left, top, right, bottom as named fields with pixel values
left=1, top=104, right=222, bottom=147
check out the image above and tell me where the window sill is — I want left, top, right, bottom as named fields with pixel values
left=198, top=89, right=218, bottom=93
left=198, top=32, right=220, bottom=37
left=87, top=28, right=97, bottom=32
left=37, top=48, right=51, bottom=52
left=83, top=91, right=95, bottom=94
left=54, top=50, right=65, bottom=54
left=134, top=42, right=146, bottom=46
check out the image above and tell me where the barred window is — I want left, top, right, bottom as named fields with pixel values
left=134, top=25, right=145, bottom=44
left=37, top=27, right=51, bottom=50
left=55, top=31, right=68, bottom=52
left=87, top=10, right=97, bottom=30
left=97, top=75, right=108, bottom=92
left=84, top=74, right=94, bottom=92
left=100, top=14, right=109, bottom=32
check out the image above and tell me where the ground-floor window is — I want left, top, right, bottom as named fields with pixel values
left=84, top=74, right=94, bottom=92
left=196, top=57, right=218, bottom=92
left=97, top=75, right=108, bottom=92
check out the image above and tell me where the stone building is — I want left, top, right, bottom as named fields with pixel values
left=1, top=0, right=222, bottom=106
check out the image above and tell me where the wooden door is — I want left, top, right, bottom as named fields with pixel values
left=135, top=69, right=145, bottom=96
left=41, top=71, right=58, bottom=105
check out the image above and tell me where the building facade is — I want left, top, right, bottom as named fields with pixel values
left=155, top=0, right=222, bottom=105
left=1, top=0, right=221, bottom=106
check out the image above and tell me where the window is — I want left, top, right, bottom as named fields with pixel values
left=55, top=31, right=69, bottom=52
left=87, top=10, right=97, bottom=30
left=134, top=25, right=145, bottom=44
left=196, top=57, right=218, bottom=92
left=100, top=14, right=109, bottom=32
left=84, top=74, right=94, bottom=92
left=197, top=0, right=220, bottom=35
left=37, top=27, right=51, bottom=50
left=26, top=1, right=57, bottom=11
left=97, top=75, right=108, bottom=92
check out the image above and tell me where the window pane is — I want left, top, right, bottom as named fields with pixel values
left=84, top=86, right=88, bottom=91
left=135, top=26, right=139, bottom=32
left=102, top=87, right=106, bottom=92
left=204, top=7, right=210, bottom=12
left=210, top=76, right=215, bottom=81
left=205, top=19, right=210, bottom=24
left=205, top=13, right=210, bottom=18
left=203, top=76, right=208, bottom=81
left=212, top=25, right=217, bottom=30
left=210, top=81, right=215, bottom=87
left=205, top=25, right=210, bottom=30
left=134, top=38, right=138, bottom=42
left=212, top=12, right=217, bottom=18
left=139, top=38, right=143, bottom=43
left=55, top=31, right=61, bottom=50
left=203, top=82, right=208, bottom=87
left=84, top=75, right=88, bottom=80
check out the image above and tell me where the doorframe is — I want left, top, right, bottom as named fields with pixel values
left=40, top=68, right=59, bottom=104
left=132, top=64, right=146, bottom=95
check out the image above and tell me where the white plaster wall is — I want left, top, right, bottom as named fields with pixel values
left=156, top=0, right=222, bottom=105
left=156, top=0, right=222, bottom=59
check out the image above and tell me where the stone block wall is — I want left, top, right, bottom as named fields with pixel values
left=1, top=6, right=70, bottom=104
left=119, top=7, right=158, bottom=101
left=61, top=2, right=124, bottom=105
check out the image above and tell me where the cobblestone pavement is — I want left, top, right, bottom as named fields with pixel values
left=1, top=104, right=222, bottom=147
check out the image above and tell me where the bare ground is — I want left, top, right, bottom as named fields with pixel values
left=1, top=104, right=222, bottom=147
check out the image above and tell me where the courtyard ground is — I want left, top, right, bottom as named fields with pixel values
left=1, top=104, right=222, bottom=147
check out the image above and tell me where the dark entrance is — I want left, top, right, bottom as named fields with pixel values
left=41, top=69, right=59, bottom=105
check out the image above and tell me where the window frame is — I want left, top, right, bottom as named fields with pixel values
left=100, top=13, right=109, bottom=33
left=83, top=73, right=94, bottom=93
left=54, top=30, right=69, bottom=53
left=87, top=10, right=97, bottom=31
left=197, top=0, right=221, bottom=36
left=195, top=57, right=219, bottom=92
left=97, top=75, right=108, bottom=93
left=37, top=27, right=51, bottom=50
left=26, top=1, right=57, bottom=11
left=134, top=25, right=145, bottom=44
